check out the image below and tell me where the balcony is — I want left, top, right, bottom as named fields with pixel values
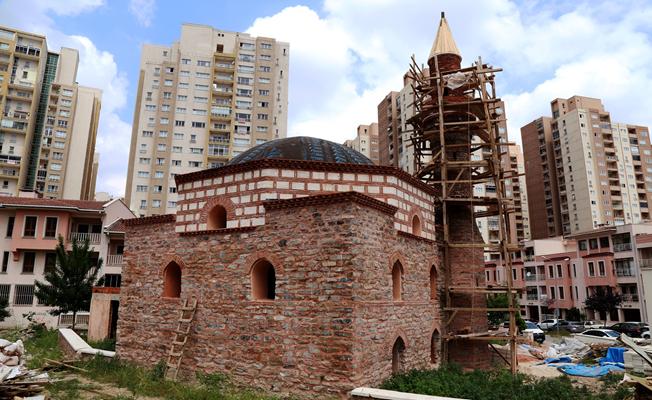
left=525, top=273, right=545, bottom=282
left=0, top=118, right=27, bottom=132
left=616, top=267, right=635, bottom=277
left=621, top=294, right=639, bottom=303
left=106, top=254, right=123, bottom=266
left=68, top=232, right=101, bottom=245
left=614, top=243, right=632, bottom=252
left=526, top=294, right=539, bottom=301
left=640, top=259, right=652, bottom=268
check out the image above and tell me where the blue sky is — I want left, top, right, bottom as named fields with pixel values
left=2, top=0, right=652, bottom=196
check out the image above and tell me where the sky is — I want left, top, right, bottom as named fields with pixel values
left=1, top=0, right=652, bottom=197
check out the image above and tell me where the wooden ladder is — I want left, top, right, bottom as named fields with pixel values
left=165, top=297, right=198, bottom=380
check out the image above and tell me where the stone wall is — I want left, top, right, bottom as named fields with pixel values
left=116, top=193, right=439, bottom=397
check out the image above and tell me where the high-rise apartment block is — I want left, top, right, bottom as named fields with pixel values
left=0, top=26, right=101, bottom=199
left=125, top=24, right=289, bottom=216
left=343, top=123, right=379, bottom=164
left=522, top=96, right=651, bottom=239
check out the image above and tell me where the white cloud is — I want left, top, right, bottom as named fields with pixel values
left=129, top=0, right=156, bottom=27
left=247, top=0, right=652, bottom=149
left=0, top=0, right=131, bottom=197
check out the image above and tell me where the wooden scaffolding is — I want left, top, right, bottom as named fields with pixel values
left=407, top=55, right=520, bottom=373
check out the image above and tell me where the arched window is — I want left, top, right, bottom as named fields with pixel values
left=207, top=205, right=227, bottom=229
left=392, top=261, right=403, bottom=301
left=412, top=215, right=421, bottom=236
left=392, top=336, right=406, bottom=373
left=163, top=262, right=181, bottom=298
left=251, top=259, right=276, bottom=300
left=431, top=330, right=440, bottom=364
left=430, top=265, right=437, bottom=301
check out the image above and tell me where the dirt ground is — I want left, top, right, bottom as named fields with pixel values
left=46, top=372, right=164, bottom=400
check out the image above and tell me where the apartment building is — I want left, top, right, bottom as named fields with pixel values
left=377, top=91, right=400, bottom=169
left=0, top=193, right=134, bottom=328
left=522, top=96, right=652, bottom=238
left=485, top=223, right=652, bottom=324
left=125, top=24, right=289, bottom=216
left=0, top=26, right=101, bottom=199
left=343, top=123, right=379, bottom=164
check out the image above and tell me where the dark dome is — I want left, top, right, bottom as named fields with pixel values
left=227, top=136, right=373, bottom=165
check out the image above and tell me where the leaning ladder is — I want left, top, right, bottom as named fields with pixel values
left=165, top=298, right=198, bottom=380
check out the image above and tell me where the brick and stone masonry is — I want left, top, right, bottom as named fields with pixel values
left=116, top=157, right=443, bottom=397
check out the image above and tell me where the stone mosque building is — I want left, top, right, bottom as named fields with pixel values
left=116, top=14, right=489, bottom=398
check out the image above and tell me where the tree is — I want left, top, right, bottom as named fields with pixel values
left=0, top=297, right=9, bottom=321
left=584, top=287, right=622, bottom=327
left=487, top=293, right=526, bottom=332
left=35, top=236, right=101, bottom=330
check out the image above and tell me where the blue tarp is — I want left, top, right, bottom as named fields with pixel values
left=599, top=347, right=626, bottom=368
left=557, top=363, right=624, bottom=377
left=544, top=356, right=573, bottom=364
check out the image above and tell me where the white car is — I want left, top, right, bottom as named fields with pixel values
left=523, top=321, right=545, bottom=343
left=573, top=329, right=620, bottom=345
left=539, top=319, right=564, bottom=330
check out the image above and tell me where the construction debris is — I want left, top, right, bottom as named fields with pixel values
left=0, top=338, right=49, bottom=399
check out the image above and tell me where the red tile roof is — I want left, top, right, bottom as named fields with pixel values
left=0, top=196, right=106, bottom=211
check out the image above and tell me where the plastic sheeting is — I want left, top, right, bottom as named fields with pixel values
left=600, top=347, right=626, bottom=368
left=557, top=364, right=624, bottom=377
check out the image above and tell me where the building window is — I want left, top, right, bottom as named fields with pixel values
left=599, top=237, right=610, bottom=248
left=588, top=262, right=595, bottom=277
left=207, top=205, right=227, bottom=230
left=430, top=265, right=437, bottom=301
left=579, top=240, right=587, bottom=251
left=251, top=259, right=276, bottom=300
left=411, top=215, right=421, bottom=236
left=23, top=216, right=37, bottom=237
left=22, top=252, right=35, bottom=274
left=430, top=330, right=440, bottom=364
left=44, top=252, right=56, bottom=274
left=548, top=265, right=554, bottom=279
left=392, top=261, right=403, bottom=301
left=392, top=336, right=406, bottom=374
left=556, top=264, right=562, bottom=278
left=163, top=262, right=181, bottom=298
left=44, top=217, right=57, bottom=238
left=6, top=216, right=14, bottom=237
left=598, top=261, right=606, bottom=276
left=1, top=251, right=8, bottom=273
left=0, top=284, right=9, bottom=302
left=589, top=238, right=598, bottom=249
left=14, top=284, right=34, bottom=305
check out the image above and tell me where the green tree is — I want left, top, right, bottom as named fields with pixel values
left=584, top=287, right=622, bottom=327
left=487, top=293, right=526, bottom=332
left=35, top=236, right=101, bottom=330
left=0, top=297, right=10, bottom=321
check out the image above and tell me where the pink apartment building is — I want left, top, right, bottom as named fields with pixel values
left=0, top=192, right=133, bottom=331
left=485, top=223, right=652, bottom=323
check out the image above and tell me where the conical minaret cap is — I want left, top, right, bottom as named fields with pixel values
left=429, top=12, right=461, bottom=60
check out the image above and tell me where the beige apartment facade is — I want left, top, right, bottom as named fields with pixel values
left=523, top=96, right=652, bottom=238
left=125, top=24, right=289, bottom=216
left=343, top=123, right=379, bottom=164
left=0, top=26, right=101, bottom=200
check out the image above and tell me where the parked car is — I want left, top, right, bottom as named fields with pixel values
left=573, top=329, right=621, bottom=345
left=608, top=322, right=649, bottom=338
left=539, top=318, right=560, bottom=331
left=523, top=321, right=545, bottom=343
left=582, top=320, right=602, bottom=329
left=563, top=321, right=586, bottom=333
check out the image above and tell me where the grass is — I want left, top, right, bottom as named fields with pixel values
left=0, top=325, right=63, bottom=369
left=381, top=365, right=632, bottom=400
left=76, top=356, right=275, bottom=400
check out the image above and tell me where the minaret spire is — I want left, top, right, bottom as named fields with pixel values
left=429, top=12, right=461, bottom=61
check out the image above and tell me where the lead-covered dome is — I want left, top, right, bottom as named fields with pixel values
left=227, top=136, right=373, bottom=166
